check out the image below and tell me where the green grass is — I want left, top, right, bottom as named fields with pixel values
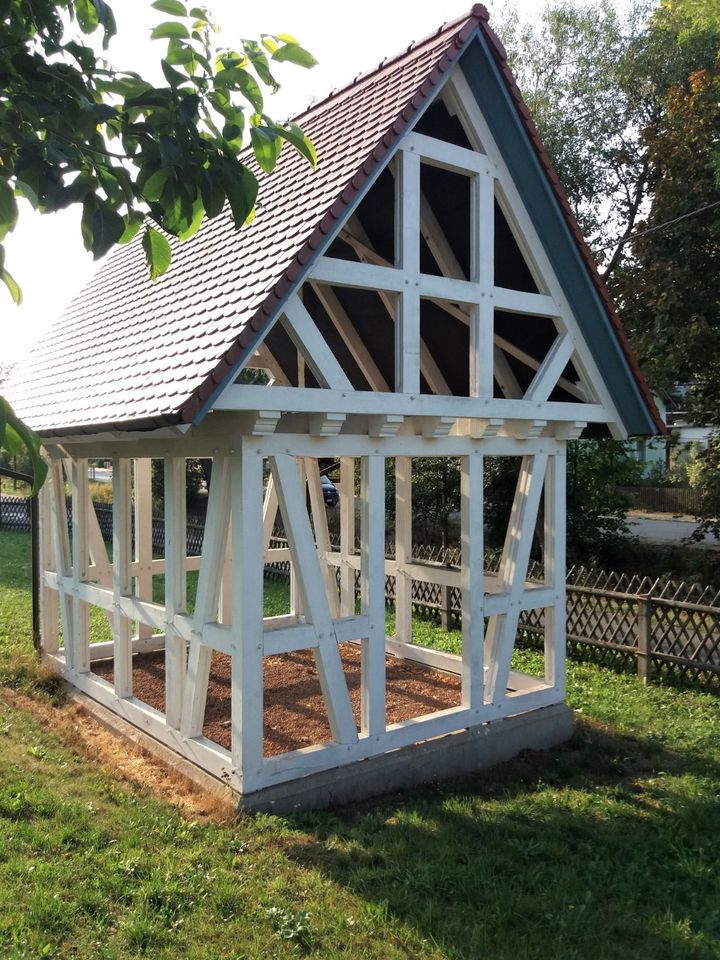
left=1, top=530, right=720, bottom=959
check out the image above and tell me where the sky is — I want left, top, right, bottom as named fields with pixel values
left=2, top=0, right=591, bottom=363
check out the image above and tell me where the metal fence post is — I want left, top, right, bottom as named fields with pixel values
left=637, top=594, right=653, bottom=684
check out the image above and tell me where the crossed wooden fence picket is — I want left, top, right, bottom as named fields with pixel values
left=2, top=496, right=718, bottom=691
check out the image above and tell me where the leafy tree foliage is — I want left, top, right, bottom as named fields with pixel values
left=0, top=0, right=316, bottom=490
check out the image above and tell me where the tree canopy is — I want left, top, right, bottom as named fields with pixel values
left=0, top=0, right=317, bottom=490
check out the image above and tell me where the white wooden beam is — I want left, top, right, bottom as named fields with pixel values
left=214, top=384, right=608, bottom=423
left=134, top=458, right=153, bottom=646
left=230, top=444, right=265, bottom=791
left=402, top=130, right=486, bottom=174
left=181, top=456, right=231, bottom=738
left=306, top=458, right=340, bottom=619
left=164, top=457, right=187, bottom=729
left=310, top=281, right=390, bottom=392
left=281, top=293, right=353, bottom=390
left=344, top=214, right=450, bottom=395
left=49, top=459, right=73, bottom=660
left=271, top=453, right=357, bottom=744
left=396, top=148, right=421, bottom=395
left=70, top=458, right=90, bottom=674
left=339, top=457, right=355, bottom=618
left=485, top=453, right=548, bottom=704
left=112, top=457, right=133, bottom=697
left=524, top=334, right=575, bottom=404
left=40, top=482, right=59, bottom=654
left=495, top=335, right=585, bottom=401
left=460, top=452, right=484, bottom=708
left=493, top=287, right=558, bottom=318
left=359, top=454, right=386, bottom=736
left=544, top=453, right=567, bottom=695
left=394, top=456, right=412, bottom=649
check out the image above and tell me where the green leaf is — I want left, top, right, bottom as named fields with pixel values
left=224, top=163, right=258, bottom=228
left=151, top=21, right=190, bottom=40
left=74, top=0, right=99, bottom=35
left=214, top=67, right=264, bottom=113
left=1, top=267, right=22, bottom=305
left=0, top=181, right=19, bottom=243
left=250, top=126, right=282, bottom=173
left=151, top=0, right=187, bottom=15
left=273, top=122, right=317, bottom=167
left=142, top=226, right=172, bottom=280
left=271, top=43, right=318, bottom=69
left=177, top=193, right=205, bottom=240
left=143, top=167, right=172, bottom=202
left=3, top=404, right=48, bottom=495
left=165, top=43, right=194, bottom=65
left=161, top=59, right=187, bottom=88
left=189, top=6, right=207, bottom=17
left=118, top=212, right=144, bottom=245
left=91, top=207, right=125, bottom=259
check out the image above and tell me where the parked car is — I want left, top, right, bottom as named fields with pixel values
left=321, top=474, right=339, bottom=507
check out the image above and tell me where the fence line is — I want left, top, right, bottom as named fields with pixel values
left=617, top=484, right=703, bottom=515
left=2, top=496, right=718, bottom=691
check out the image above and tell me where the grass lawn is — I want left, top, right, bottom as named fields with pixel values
left=1, top=529, right=719, bottom=959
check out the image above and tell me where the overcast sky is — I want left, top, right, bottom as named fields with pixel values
left=2, top=0, right=608, bottom=363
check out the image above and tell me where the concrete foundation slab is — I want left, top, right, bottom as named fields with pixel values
left=66, top=685, right=572, bottom=815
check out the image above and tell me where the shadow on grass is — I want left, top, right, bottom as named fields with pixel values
left=284, top=722, right=720, bottom=960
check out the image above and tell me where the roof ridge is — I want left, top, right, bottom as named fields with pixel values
left=293, top=5, right=489, bottom=124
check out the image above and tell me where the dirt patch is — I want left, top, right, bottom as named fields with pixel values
left=0, top=687, right=235, bottom=821
left=92, top=644, right=462, bottom=755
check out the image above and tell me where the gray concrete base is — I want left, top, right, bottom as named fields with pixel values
left=66, top=685, right=572, bottom=815
left=241, top=704, right=573, bottom=814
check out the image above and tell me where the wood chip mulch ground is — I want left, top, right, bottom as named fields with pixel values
left=92, top=644, right=461, bottom=756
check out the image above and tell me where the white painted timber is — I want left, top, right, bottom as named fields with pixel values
left=339, top=457, right=355, bottom=617
left=402, top=130, right=486, bottom=174
left=281, top=294, right=352, bottom=390
left=485, top=454, right=549, bottom=703
left=360, top=454, right=386, bottom=736
left=311, top=282, right=389, bottom=392
left=544, top=454, right=567, bottom=695
left=271, top=453, right=357, bottom=745
left=524, top=334, right=575, bottom=403
left=181, top=456, right=231, bottom=738
left=164, top=457, right=187, bottom=729
left=214, top=384, right=607, bottom=424
left=133, top=459, right=153, bottom=650
left=230, top=445, right=265, bottom=791
left=397, top=147, right=421, bottom=394
left=70, top=458, right=90, bottom=674
left=460, top=452, right=484, bottom=708
left=112, top=458, right=133, bottom=697
left=394, top=456, right=412, bottom=649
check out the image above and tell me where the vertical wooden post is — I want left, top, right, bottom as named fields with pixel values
left=469, top=168, right=494, bottom=398
left=231, top=442, right=265, bottom=792
left=394, top=456, right=412, bottom=649
left=544, top=453, right=567, bottom=696
left=181, top=456, right=231, bottom=738
left=339, top=457, right=355, bottom=617
left=460, top=452, right=484, bottom=709
left=637, top=595, right=653, bottom=684
left=289, top=458, right=306, bottom=618
left=360, top=453, right=386, bottom=737
left=439, top=583, right=453, bottom=632
left=70, top=458, right=90, bottom=674
left=164, top=457, right=187, bottom=728
left=134, top=458, right=153, bottom=643
left=396, top=148, right=421, bottom=394
left=49, top=459, right=73, bottom=659
left=112, top=458, right=133, bottom=697
left=40, top=482, right=59, bottom=655
left=306, top=459, right=340, bottom=619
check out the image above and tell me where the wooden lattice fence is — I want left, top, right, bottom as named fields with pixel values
left=3, top=497, right=718, bottom=691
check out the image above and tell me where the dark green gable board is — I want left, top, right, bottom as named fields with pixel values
left=460, top=32, right=657, bottom=437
